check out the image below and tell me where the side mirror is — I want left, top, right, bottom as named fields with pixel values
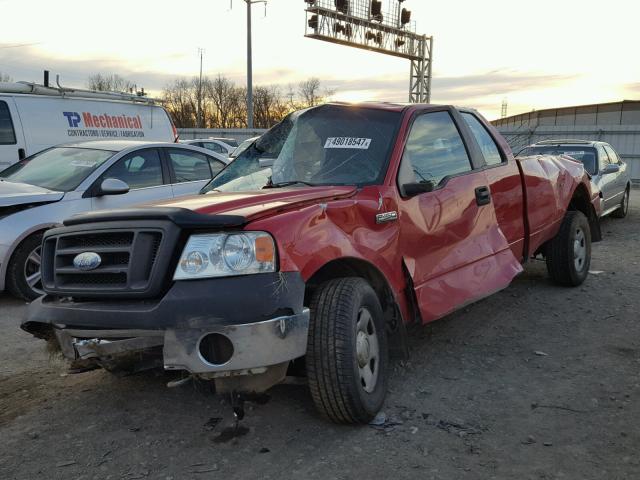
left=402, top=181, right=435, bottom=197
left=601, top=164, right=620, bottom=175
left=97, top=178, right=130, bottom=196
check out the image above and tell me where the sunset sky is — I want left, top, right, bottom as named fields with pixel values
left=1, top=0, right=638, bottom=119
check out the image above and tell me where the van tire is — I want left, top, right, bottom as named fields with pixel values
left=545, top=211, right=591, bottom=286
left=7, top=232, right=45, bottom=301
left=307, top=277, right=388, bottom=424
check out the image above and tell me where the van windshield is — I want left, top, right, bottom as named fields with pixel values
left=202, top=105, right=400, bottom=193
left=0, top=147, right=114, bottom=191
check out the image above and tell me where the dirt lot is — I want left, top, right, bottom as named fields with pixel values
left=1, top=191, right=639, bottom=480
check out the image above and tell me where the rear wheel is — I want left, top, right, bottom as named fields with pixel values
left=307, top=277, right=388, bottom=424
left=611, top=187, right=630, bottom=218
left=545, top=211, right=591, bottom=286
left=7, top=233, right=45, bottom=301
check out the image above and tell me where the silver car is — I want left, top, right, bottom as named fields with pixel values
left=0, top=140, right=228, bottom=300
left=519, top=140, right=631, bottom=218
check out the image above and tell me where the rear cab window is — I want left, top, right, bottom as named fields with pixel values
left=460, top=112, right=503, bottom=166
left=0, top=100, right=17, bottom=145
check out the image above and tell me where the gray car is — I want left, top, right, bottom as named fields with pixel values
left=519, top=139, right=631, bottom=218
left=0, top=140, right=228, bottom=300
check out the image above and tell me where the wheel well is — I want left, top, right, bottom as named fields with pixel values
left=305, top=259, right=393, bottom=310
left=568, top=184, right=602, bottom=242
left=305, top=258, right=410, bottom=359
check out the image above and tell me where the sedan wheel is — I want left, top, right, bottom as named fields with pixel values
left=24, top=245, right=44, bottom=295
left=7, top=232, right=45, bottom=301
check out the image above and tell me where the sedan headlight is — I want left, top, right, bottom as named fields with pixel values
left=173, top=232, right=276, bottom=280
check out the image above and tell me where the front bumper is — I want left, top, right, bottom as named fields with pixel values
left=24, top=272, right=309, bottom=375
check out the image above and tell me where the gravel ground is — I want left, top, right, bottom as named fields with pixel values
left=1, top=191, right=639, bottom=480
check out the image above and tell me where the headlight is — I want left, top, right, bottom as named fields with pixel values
left=173, top=232, right=276, bottom=280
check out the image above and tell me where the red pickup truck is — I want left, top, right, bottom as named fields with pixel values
left=24, top=103, right=601, bottom=424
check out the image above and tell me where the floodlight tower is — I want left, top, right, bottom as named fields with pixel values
left=304, top=0, right=433, bottom=103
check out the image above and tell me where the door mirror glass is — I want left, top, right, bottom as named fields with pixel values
left=601, top=164, right=620, bottom=175
left=98, top=178, right=130, bottom=196
left=402, top=181, right=435, bottom=197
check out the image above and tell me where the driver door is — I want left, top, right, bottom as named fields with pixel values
left=397, top=109, right=522, bottom=323
left=91, top=148, right=173, bottom=210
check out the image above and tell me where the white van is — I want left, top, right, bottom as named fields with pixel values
left=0, top=81, right=178, bottom=168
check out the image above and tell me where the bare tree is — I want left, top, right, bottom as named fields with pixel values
left=253, top=85, right=288, bottom=129
left=206, top=75, right=244, bottom=129
left=162, top=74, right=335, bottom=128
left=162, top=78, right=198, bottom=128
left=87, top=73, right=137, bottom=92
left=298, top=77, right=335, bottom=108
left=0, top=72, right=12, bottom=82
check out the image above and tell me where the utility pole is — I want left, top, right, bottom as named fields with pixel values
left=197, top=47, right=204, bottom=128
left=246, top=1, right=253, bottom=129
left=238, top=0, right=266, bottom=129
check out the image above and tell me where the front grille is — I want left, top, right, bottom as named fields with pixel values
left=42, top=228, right=165, bottom=296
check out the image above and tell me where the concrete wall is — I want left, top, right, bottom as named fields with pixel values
left=177, top=128, right=267, bottom=142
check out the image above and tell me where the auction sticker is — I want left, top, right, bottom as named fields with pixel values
left=324, top=137, right=371, bottom=149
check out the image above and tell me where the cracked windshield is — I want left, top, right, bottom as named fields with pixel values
left=202, top=105, right=400, bottom=193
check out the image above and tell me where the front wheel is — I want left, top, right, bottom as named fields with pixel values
left=611, top=187, right=630, bottom=219
left=307, top=277, right=388, bottom=424
left=6, top=232, right=45, bottom=301
left=545, top=211, right=591, bottom=286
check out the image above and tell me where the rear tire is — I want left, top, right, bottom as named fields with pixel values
left=6, top=233, right=45, bottom=301
left=307, top=277, right=388, bottom=424
left=611, top=186, right=630, bottom=218
left=545, top=211, right=591, bottom=286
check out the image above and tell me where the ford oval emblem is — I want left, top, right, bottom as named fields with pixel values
left=73, top=252, right=102, bottom=271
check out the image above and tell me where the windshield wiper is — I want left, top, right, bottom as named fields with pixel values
left=263, top=180, right=319, bottom=189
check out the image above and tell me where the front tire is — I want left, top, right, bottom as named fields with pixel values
left=7, top=233, right=45, bottom=301
left=545, top=211, right=591, bottom=286
left=611, top=186, right=630, bottom=219
left=307, top=277, right=388, bottom=424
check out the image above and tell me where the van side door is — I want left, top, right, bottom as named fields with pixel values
left=396, top=108, right=522, bottom=323
left=0, top=97, right=26, bottom=169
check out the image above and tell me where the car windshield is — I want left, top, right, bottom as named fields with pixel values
left=0, top=147, right=114, bottom=191
left=202, top=105, right=400, bottom=193
left=518, top=145, right=597, bottom=175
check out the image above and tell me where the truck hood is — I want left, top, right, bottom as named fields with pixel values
left=0, top=179, right=65, bottom=207
left=152, top=186, right=358, bottom=220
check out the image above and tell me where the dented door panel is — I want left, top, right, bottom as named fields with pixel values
left=398, top=173, right=523, bottom=324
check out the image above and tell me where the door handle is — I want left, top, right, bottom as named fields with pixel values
left=475, top=186, right=491, bottom=206
left=18, top=148, right=26, bottom=160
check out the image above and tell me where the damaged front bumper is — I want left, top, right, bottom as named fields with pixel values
left=23, top=272, right=309, bottom=389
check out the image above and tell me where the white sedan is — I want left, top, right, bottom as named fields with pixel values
left=180, top=138, right=237, bottom=156
left=0, top=140, right=228, bottom=300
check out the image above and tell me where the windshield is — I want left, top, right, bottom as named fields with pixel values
left=202, top=105, right=401, bottom=193
left=0, top=147, right=114, bottom=191
left=518, top=145, right=597, bottom=175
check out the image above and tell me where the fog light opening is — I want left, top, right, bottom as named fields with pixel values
left=199, top=333, right=234, bottom=366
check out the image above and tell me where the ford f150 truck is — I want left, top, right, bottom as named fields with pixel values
left=23, top=103, right=602, bottom=424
